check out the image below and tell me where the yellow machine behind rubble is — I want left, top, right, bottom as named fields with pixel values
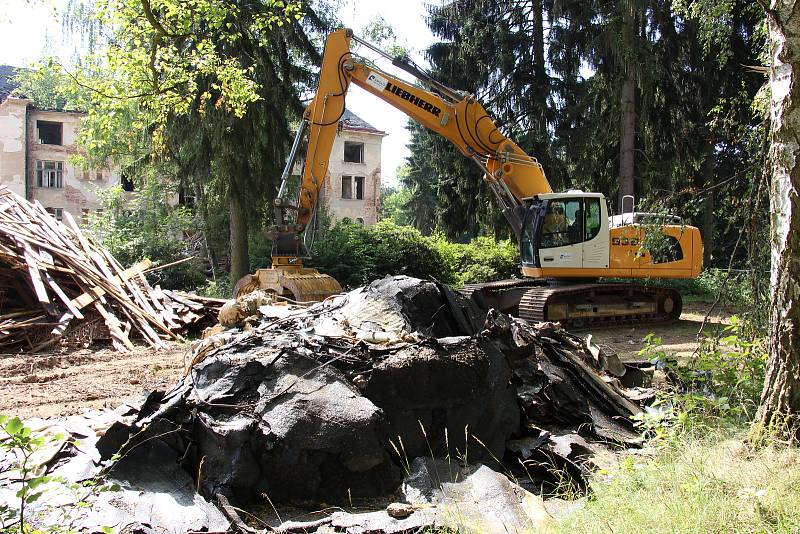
left=235, top=28, right=703, bottom=326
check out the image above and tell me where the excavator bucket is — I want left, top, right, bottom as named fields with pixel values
left=233, top=267, right=342, bottom=303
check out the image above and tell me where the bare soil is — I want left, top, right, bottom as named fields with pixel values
left=584, top=300, right=735, bottom=361
left=0, top=342, right=191, bottom=419
left=0, top=301, right=733, bottom=420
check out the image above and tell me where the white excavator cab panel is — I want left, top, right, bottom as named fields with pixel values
left=533, top=194, right=610, bottom=270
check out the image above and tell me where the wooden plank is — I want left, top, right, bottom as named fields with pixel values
left=50, top=312, right=73, bottom=336
left=20, top=243, right=56, bottom=315
left=93, top=301, right=134, bottom=351
left=43, top=272, right=84, bottom=320
left=70, top=260, right=152, bottom=310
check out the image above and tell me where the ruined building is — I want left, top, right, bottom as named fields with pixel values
left=0, top=66, right=128, bottom=225
left=0, top=67, right=383, bottom=226
left=316, top=109, right=385, bottom=226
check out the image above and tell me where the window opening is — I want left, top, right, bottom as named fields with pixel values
left=354, top=176, right=364, bottom=200
left=37, top=121, right=62, bottom=145
left=45, top=207, right=64, bottom=221
left=341, top=175, right=352, bottom=199
left=121, top=172, right=135, bottom=192
left=36, top=161, right=63, bottom=188
left=343, top=142, right=364, bottom=163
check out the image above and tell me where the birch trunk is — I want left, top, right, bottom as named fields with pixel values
left=754, top=0, right=800, bottom=443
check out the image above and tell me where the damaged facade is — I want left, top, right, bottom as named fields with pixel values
left=317, top=109, right=385, bottom=226
left=0, top=65, right=126, bottom=225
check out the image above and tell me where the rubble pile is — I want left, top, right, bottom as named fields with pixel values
left=89, top=275, right=651, bottom=531
left=0, top=186, right=224, bottom=352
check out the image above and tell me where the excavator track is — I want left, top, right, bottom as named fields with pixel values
left=517, top=283, right=682, bottom=327
left=460, top=280, right=682, bottom=328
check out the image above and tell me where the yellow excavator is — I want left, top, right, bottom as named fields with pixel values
left=234, top=28, right=703, bottom=327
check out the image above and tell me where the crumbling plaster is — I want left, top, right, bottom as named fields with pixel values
left=0, top=97, right=30, bottom=197
left=0, top=103, right=123, bottom=222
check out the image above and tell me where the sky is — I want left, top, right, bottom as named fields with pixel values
left=0, top=0, right=439, bottom=187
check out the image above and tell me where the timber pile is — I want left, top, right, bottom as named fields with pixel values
left=0, top=186, right=223, bottom=352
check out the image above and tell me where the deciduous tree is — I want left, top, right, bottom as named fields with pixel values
left=753, top=0, right=800, bottom=444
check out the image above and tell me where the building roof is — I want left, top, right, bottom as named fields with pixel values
left=0, top=65, right=21, bottom=98
left=341, top=109, right=385, bottom=135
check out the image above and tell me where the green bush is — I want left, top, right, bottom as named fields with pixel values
left=196, top=274, right=232, bottom=299
left=89, top=185, right=206, bottom=291
left=429, top=234, right=519, bottom=287
left=306, top=220, right=520, bottom=289
left=308, top=219, right=452, bottom=288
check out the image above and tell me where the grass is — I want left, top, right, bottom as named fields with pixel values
left=549, top=426, right=800, bottom=534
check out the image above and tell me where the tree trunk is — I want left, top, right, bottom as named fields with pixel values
left=618, top=5, right=637, bottom=213
left=618, top=76, right=636, bottom=211
left=753, top=1, right=800, bottom=444
left=702, top=139, right=715, bottom=266
left=532, top=0, right=546, bottom=90
left=229, top=190, right=250, bottom=286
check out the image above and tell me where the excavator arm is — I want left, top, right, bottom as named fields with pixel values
left=269, top=29, right=551, bottom=265
left=243, top=28, right=702, bottom=324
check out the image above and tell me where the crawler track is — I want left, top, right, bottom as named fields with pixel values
left=460, top=280, right=682, bottom=328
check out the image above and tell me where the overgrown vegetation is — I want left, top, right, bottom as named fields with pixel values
left=306, top=219, right=519, bottom=289
left=550, top=316, right=783, bottom=533
left=0, top=415, right=120, bottom=533
left=551, top=429, right=800, bottom=533
left=88, top=183, right=206, bottom=291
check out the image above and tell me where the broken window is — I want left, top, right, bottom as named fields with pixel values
left=341, top=175, right=352, bottom=199
left=354, top=176, right=364, bottom=200
left=95, top=171, right=104, bottom=181
left=36, top=161, right=63, bottom=188
left=121, top=172, right=135, bottom=192
left=343, top=142, right=364, bottom=163
left=45, top=207, right=63, bottom=221
left=37, top=121, right=63, bottom=145
left=81, top=208, right=89, bottom=226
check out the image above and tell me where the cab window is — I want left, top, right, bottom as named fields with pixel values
left=521, top=214, right=536, bottom=265
left=541, top=199, right=583, bottom=248
left=584, top=198, right=601, bottom=241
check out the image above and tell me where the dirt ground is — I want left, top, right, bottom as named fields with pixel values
left=0, top=301, right=732, bottom=420
left=0, top=342, right=191, bottom=419
left=585, top=300, right=734, bottom=361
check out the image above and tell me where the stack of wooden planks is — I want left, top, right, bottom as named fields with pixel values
left=0, top=186, right=224, bottom=352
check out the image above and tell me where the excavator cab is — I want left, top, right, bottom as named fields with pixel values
left=520, top=192, right=611, bottom=273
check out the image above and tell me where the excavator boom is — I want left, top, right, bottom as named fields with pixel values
left=292, top=29, right=549, bottom=241
left=239, top=28, right=702, bottom=328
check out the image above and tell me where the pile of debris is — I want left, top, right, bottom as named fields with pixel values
left=66, top=275, right=655, bottom=532
left=0, top=275, right=659, bottom=532
left=0, top=186, right=224, bottom=352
